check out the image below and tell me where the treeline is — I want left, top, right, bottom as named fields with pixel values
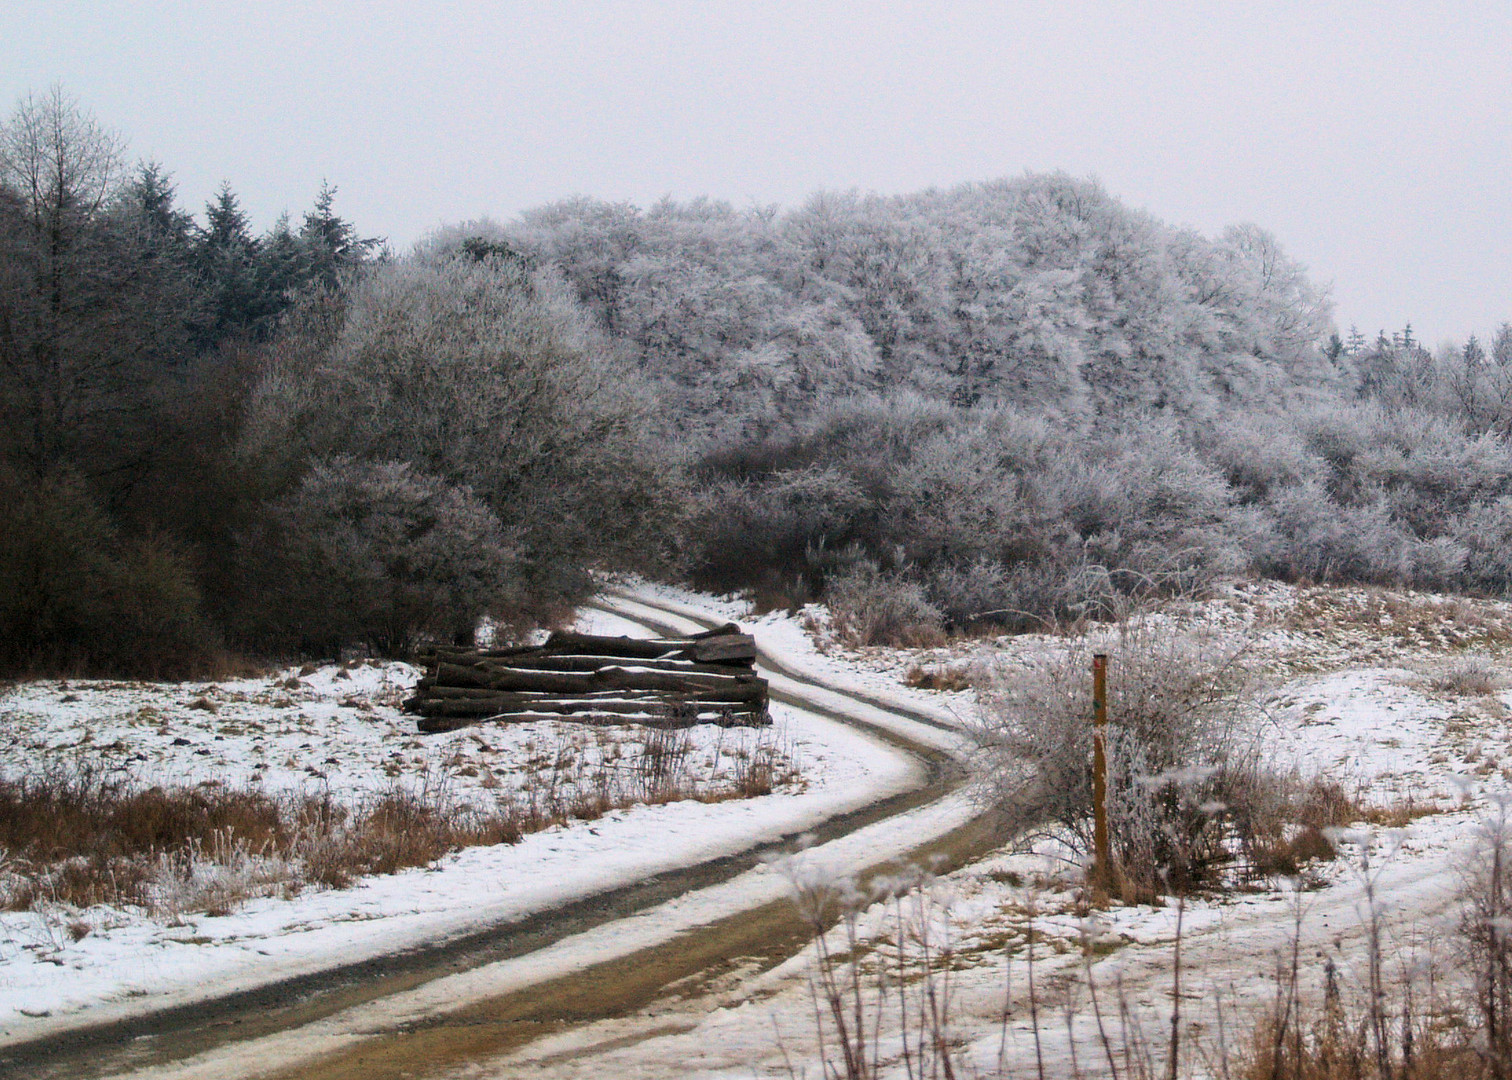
left=501, top=185, right=1512, bottom=639
left=7, top=87, right=1512, bottom=676
left=509, top=182, right=1335, bottom=434
left=0, top=89, right=669, bottom=675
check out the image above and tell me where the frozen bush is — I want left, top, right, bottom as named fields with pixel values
left=1199, top=414, right=1321, bottom=503
left=827, top=562, right=944, bottom=647
left=1038, top=429, right=1249, bottom=608
left=237, top=247, right=677, bottom=626
left=971, top=620, right=1268, bottom=893
left=240, top=458, right=517, bottom=655
left=1410, top=535, right=1471, bottom=591
left=925, top=558, right=1015, bottom=628
left=688, top=465, right=869, bottom=600
left=1456, top=497, right=1512, bottom=596
left=885, top=405, right=1063, bottom=569
left=1434, top=654, right=1499, bottom=697
left=1256, top=479, right=1413, bottom=584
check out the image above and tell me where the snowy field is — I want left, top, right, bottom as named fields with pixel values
left=484, top=580, right=1512, bottom=1078
left=0, top=605, right=920, bottom=1042
left=5, top=579, right=1512, bottom=1078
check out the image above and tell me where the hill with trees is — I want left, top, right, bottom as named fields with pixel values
left=5, top=86, right=1512, bottom=673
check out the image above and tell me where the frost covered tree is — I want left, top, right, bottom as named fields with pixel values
left=239, top=238, right=677, bottom=629
left=517, top=175, right=1337, bottom=434
left=0, top=89, right=210, bottom=491
left=241, top=458, right=517, bottom=654
left=0, top=86, right=128, bottom=471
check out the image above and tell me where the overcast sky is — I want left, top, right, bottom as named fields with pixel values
left=5, top=1, right=1509, bottom=346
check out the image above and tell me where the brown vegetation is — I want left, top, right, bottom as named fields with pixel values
left=0, top=725, right=793, bottom=920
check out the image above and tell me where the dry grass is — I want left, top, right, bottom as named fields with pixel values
left=1229, top=827, right=1505, bottom=1080
left=786, top=865, right=969, bottom=1080
left=902, top=661, right=974, bottom=692
left=1238, top=1003, right=1479, bottom=1080
left=1431, top=654, right=1501, bottom=697
left=1282, top=587, right=1512, bottom=652
left=0, top=724, right=798, bottom=921
left=0, top=764, right=522, bottom=916
left=1229, top=775, right=1363, bottom=879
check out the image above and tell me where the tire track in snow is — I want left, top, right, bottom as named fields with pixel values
left=2, top=594, right=997, bottom=1080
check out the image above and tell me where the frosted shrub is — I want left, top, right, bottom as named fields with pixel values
left=1344, top=407, right=1512, bottom=535
left=245, top=458, right=517, bottom=654
left=1048, top=429, right=1248, bottom=600
left=971, top=620, right=1270, bottom=894
left=925, top=557, right=1014, bottom=628
left=1200, top=413, right=1323, bottom=507
left=1257, top=479, right=1412, bottom=584
left=236, top=247, right=676, bottom=632
left=1455, top=497, right=1512, bottom=596
left=1410, top=534, right=1471, bottom=591
left=827, top=562, right=944, bottom=647
left=1434, top=654, right=1499, bottom=697
left=689, top=465, right=869, bottom=602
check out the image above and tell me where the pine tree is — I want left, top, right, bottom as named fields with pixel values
left=128, top=162, right=195, bottom=245
left=1325, top=331, right=1344, bottom=362
left=113, top=162, right=202, bottom=372
left=298, top=181, right=382, bottom=289
left=202, top=182, right=253, bottom=252
left=196, top=183, right=266, bottom=345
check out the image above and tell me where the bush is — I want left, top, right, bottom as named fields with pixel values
left=924, top=558, right=1015, bottom=628
left=827, top=561, right=944, bottom=647
left=237, top=458, right=517, bottom=655
left=1256, top=479, right=1412, bottom=584
left=1201, top=414, right=1322, bottom=504
left=1433, top=654, right=1499, bottom=696
left=237, top=248, right=678, bottom=629
left=0, top=465, right=213, bottom=677
left=688, top=465, right=870, bottom=601
left=971, top=619, right=1277, bottom=894
left=1455, top=496, right=1512, bottom=597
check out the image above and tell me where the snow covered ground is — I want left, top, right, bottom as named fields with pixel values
left=476, top=581, right=1512, bottom=1078
left=5, top=578, right=1510, bottom=1079
left=0, top=604, right=924, bottom=1044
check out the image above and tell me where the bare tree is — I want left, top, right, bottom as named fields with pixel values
left=0, top=86, right=161, bottom=475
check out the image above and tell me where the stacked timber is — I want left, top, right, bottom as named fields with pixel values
left=405, top=623, right=768, bottom=733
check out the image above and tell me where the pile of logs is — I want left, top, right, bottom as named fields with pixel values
left=405, top=623, right=769, bottom=734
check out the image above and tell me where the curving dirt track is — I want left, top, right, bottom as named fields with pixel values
left=1, top=593, right=1000, bottom=1080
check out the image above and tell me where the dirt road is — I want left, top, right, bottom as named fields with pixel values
left=2, top=594, right=996, bottom=1080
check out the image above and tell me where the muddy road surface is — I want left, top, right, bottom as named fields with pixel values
left=2, top=594, right=998, bottom=1080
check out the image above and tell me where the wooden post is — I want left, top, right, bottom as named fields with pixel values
left=1092, top=652, right=1110, bottom=892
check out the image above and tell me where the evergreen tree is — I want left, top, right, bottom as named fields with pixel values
left=196, top=183, right=266, bottom=345
left=111, top=161, right=203, bottom=376
left=128, top=162, right=195, bottom=245
left=1325, top=331, right=1344, bottom=362
left=203, top=182, right=253, bottom=250
left=298, top=181, right=383, bottom=290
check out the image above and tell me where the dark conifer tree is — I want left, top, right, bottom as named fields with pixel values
left=196, top=183, right=266, bottom=346
left=298, top=181, right=383, bottom=289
